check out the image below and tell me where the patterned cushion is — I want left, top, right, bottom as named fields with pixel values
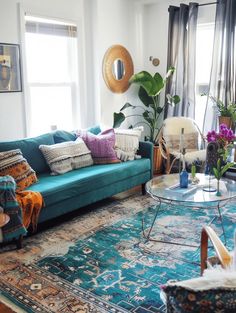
left=164, top=132, right=199, bottom=151
left=114, top=127, right=143, bottom=161
left=39, top=138, right=93, bottom=175
left=0, top=149, right=37, bottom=191
left=77, top=129, right=120, bottom=164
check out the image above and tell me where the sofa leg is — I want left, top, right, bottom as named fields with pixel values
left=141, top=183, right=146, bottom=195
left=16, top=235, right=23, bottom=250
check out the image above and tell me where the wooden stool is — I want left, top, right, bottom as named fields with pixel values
left=0, top=213, right=10, bottom=228
left=0, top=213, right=23, bottom=249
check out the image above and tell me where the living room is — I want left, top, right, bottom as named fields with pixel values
left=0, top=0, right=236, bottom=312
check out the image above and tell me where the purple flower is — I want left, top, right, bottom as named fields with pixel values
left=206, top=125, right=236, bottom=144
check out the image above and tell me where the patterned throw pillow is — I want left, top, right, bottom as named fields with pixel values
left=77, top=129, right=120, bottom=164
left=164, top=132, right=199, bottom=152
left=39, top=138, right=93, bottom=175
left=163, top=285, right=236, bottom=313
left=0, top=149, right=37, bottom=191
left=114, top=127, right=143, bottom=161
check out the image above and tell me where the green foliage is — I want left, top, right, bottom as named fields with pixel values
left=113, top=68, right=180, bottom=143
left=191, top=164, right=196, bottom=178
left=202, top=94, right=236, bottom=120
left=213, top=158, right=234, bottom=181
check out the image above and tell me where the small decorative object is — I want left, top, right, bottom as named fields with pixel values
left=190, top=163, right=199, bottom=184
left=180, top=148, right=189, bottom=188
left=203, top=164, right=216, bottom=192
left=0, top=43, right=22, bottom=92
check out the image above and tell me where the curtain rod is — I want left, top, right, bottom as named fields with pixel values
left=198, top=2, right=218, bottom=7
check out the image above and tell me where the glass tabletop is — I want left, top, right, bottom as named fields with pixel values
left=146, top=173, right=236, bottom=205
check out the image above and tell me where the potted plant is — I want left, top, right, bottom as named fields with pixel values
left=113, top=68, right=180, bottom=174
left=205, top=95, right=236, bottom=129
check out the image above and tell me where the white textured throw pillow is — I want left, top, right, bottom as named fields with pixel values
left=39, top=138, right=93, bottom=175
left=114, top=127, right=143, bottom=161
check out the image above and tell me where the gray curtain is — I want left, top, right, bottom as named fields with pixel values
left=165, top=3, right=199, bottom=118
left=203, top=0, right=236, bottom=133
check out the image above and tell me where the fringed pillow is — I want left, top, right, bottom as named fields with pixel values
left=0, top=149, right=37, bottom=191
left=114, top=127, right=143, bottom=161
left=39, top=138, right=93, bottom=175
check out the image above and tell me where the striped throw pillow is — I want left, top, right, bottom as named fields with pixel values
left=0, top=149, right=37, bottom=191
left=39, top=138, right=93, bottom=175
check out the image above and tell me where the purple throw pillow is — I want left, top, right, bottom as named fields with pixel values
left=77, top=129, right=120, bottom=164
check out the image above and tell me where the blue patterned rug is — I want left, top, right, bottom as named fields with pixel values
left=34, top=199, right=236, bottom=313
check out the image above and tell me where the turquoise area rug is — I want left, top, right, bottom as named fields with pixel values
left=36, top=200, right=236, bottom=313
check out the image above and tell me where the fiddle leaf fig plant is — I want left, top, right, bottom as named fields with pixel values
left=113, top=67, right=180, bottom=143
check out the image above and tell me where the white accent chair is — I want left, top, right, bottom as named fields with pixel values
left=158, top=117, right=206, bottom=174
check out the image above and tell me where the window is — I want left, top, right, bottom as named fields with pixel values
left=195, top=23, right=215, bottom=131
left=25, top=16, right=79, bottom=136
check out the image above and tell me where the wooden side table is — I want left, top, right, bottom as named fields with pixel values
left=0, top=213, right=10, bottom=228
left=0, top=213, right=22, bottom=249
left=0, top=213, right=10, bottom=243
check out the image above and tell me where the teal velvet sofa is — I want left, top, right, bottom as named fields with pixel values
left=0, top=127, right=153, bottom=225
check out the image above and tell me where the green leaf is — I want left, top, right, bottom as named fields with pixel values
left=220, top=162, right=234, bottom=176
left=153, top=72, right=164, bottom=95
left=172, top=95, right=181, bottom=104
left=120, top=103, right=135, bottom=111
left=142, top=111, right=153, bottom=124
left=113, top=112, right=125, bottom=128
left=165, top=66, right=175, bottom=80
left=138, top=87, right=154, bottom=107
left=129, top=71, right=156, bottom=96
left=213, top=167, right=220, bottom=180
left=156, top=107, right=163, bottom=114
left=166, top=94, right=181, bottom=106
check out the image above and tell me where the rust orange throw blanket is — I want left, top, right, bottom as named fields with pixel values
left=16, top=191, right=44, bottom=232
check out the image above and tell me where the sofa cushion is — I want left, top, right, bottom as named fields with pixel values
left=0, top=133, right=55, bottom=174
left=115, top=127, right=143, bottom=161
left=162, top=268, right=236, bottom=313
left=27, top=158, right=151, bottom=206
left=53, top=130, right=76, bottom=143
left=39, top=139, right=93, bottom=175
left=87, top=125, right=101, bottom=135
left=0, top=149, right=37, bottom=190
left=78, top=129, right=120, bottom=164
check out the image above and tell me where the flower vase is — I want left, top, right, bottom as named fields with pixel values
left=216, top=179, right=222, bottom=196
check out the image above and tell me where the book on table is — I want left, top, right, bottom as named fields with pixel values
left=166, top=184, right=197, bottom=197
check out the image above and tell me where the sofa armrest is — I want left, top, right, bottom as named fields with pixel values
left=138, top=141, right=153, bottom=178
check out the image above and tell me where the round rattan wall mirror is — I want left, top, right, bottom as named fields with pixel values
left=102, top=45, right=134, bottom=93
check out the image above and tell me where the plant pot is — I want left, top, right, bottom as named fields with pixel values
left=153, top=145, right=163, bottom=175
left=219, top=116, right=233, bottom=129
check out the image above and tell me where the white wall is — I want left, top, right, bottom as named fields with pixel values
left=94, top=0, right=140, bottom=128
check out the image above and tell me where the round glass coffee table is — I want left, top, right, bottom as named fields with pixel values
left=145, top=173, right=236, bottom=246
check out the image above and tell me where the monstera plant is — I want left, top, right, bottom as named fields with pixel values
left=113, top=67, right=180, bottom=143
